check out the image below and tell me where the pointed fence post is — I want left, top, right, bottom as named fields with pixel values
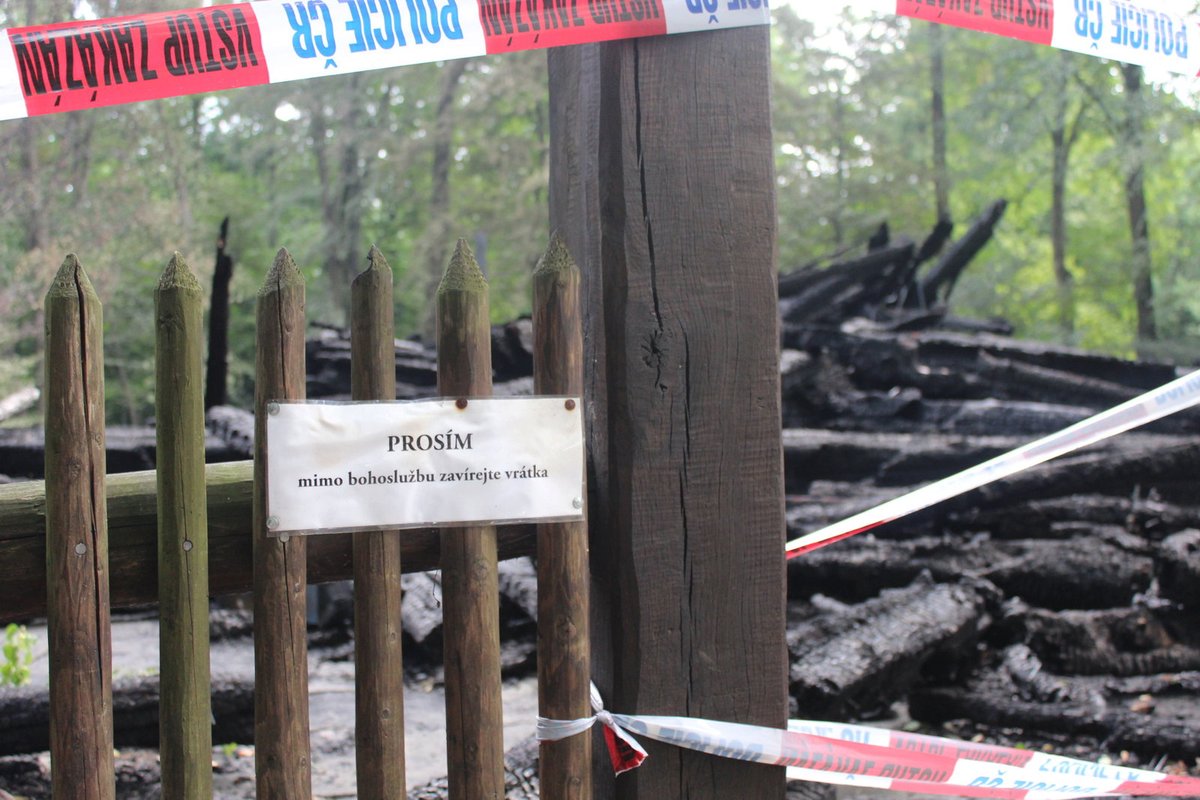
left=44, top=254, right=114, bottom=800
left=352, top=246, right=407, bottom=797
left=156, top=253, right=212, bottom=799
left=436, top=239, right=505, bottom=798
left=253, top=249, right=312, bottom=798
left=533, top=236, right=592, bottom=798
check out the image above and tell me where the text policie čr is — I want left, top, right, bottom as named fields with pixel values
left=283, top=0, right=464, bottom=59
left=1073, top=0, right=1189, bottom=58
left=297, top=465, right=550, bottom=488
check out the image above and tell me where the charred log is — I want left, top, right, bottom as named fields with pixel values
left=912, top=199, right=1006, bottom=308
left=1157, top=530, right=1200, bottom=608
left=788, top=575, right=994, bottom=720
left=0, top=675, right=254, bottom=757
left=909, top=645, right=1200, bottom=762
left=996, top=603, right=1200, bottom=676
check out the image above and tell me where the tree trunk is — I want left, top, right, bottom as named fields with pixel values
left=1119, top=63, right=1157, bottom=350
left=929, top=23, right=950, bottom=223
left=310, top=76, right=372, bottom=323
left=420, top=59, right=471, bottom=334
left=1049, top=55, right=1076, bottom=339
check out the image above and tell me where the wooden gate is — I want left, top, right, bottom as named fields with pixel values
left=26, top=235, right=589, bottom=799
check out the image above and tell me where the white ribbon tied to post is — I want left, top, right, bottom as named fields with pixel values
left=537, top=688, right=1200, bottom=797
left=536, top=683, right=649, bottom=774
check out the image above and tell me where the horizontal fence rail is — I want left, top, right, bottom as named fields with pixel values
left=0, top=464, right=537, bottom=624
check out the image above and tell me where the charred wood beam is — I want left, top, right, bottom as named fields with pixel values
left=912, top=329, right=1181, bottom=391
left=961, top=439, right=1200, bottom=509
left=1156, top=530, right=1200, bottom=608
left=914, top=199, right=1006, bottom=307
left=780, top=241, right=916, bottom=324
left=952, top=494, right=1200, bottom=541
left=997, top=603, right=1200, bottom=676
left=909, top=645, right=1200, bottom=762
left=204, top=216, right=234, bottom=411
left=788, top=575, right=993, bottom=719
left=0, top=675, right=254, bottom=757
left=787, top=535, right=1153, bottom=609
left=783, top=428, right=1193, bottom=491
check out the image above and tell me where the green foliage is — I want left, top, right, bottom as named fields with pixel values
left=1, top=624, right=34, bottom=687
left=0, top=2, right=1198, bottom=431
left=773, top=7, right=1200, bottom=357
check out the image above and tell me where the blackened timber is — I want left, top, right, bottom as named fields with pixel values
left=1002, top=604, right=1200, bottom=676
left=779, top=240, right=916, bottom=324
left=915, top=198, right=1007, bottom=307
left=979, top=538, right=1154, bottom=610
left=1157, top=530, right=1200, bottom=608
left=909, top=645, right=1200, bottom=762
left=0, top=675, right=255, bottom=758
left=913, top=216, right=954, bottom=266
left=912, top=329, right=1181, bottom=391
left=788, top=575, right=992, bottom=719
left=205, top=217, right=234, bottom=411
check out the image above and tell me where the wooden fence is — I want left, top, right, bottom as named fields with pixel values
left=13, top=237, right=591, bottom=799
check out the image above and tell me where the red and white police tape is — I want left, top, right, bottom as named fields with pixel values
left=786, top=367, right=1200, bottom=558
left=0, top=0, right=1196, bottom=123
left=0, top=0, right=769, bottom=122
left=539, top=688, right=1200, bottom=797
left=885, top=0, right=1200, bottom=78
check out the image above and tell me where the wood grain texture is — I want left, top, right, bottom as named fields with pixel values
left=0, top=463, right=536, bottom=624
left=436, top=239, right=505, bottom=799
left=532, top=236, right=592, bottom=800
left=351, top=246, right=407, bottom=798
left=549, top=29, right=788, bottom=799
left=253, top=249, right=312, bottom=799
left=155, top=253, right=212, bottom=799
left=43, top=254, right=115, bottom=800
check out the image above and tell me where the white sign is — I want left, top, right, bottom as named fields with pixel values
left=265, top=397, right=584, bottom=535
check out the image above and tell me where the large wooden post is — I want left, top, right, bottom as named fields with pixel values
left=548, top=28, right=788, bottom=799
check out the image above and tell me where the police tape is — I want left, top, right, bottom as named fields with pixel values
left=892, top=0, right=1200, bottom=79
left=0, top=0, right=769, bottom=121
left=785, top=367, right=1200, bottom=558
left=539, top=695, right=1200, bottom=797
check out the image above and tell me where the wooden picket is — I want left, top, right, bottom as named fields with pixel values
left=26, top=235, right=591, bottom=799
left=155, top=254, right=212, bottom=799
left=43, top=255, right=114, bottom=800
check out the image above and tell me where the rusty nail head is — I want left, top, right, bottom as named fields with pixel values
left=456, top=398, right=468, bottom=410
left=565, top=399, right=576, bottom=411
